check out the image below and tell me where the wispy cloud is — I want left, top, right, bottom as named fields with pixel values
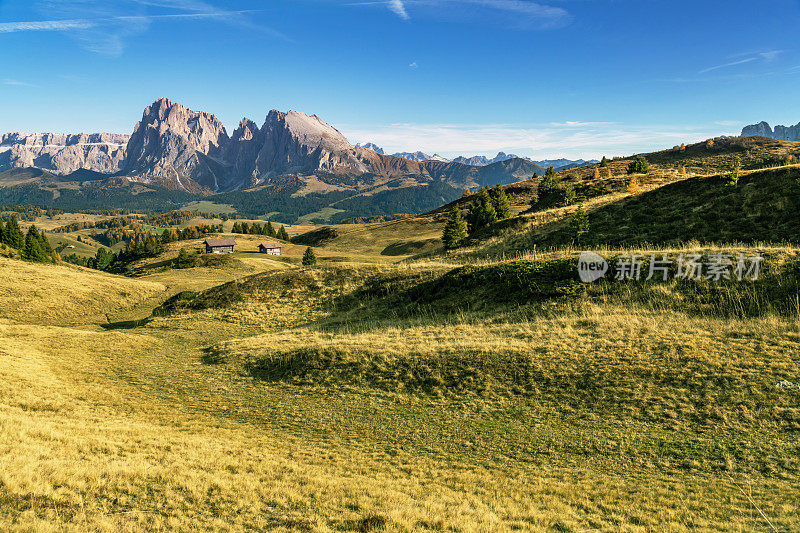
left=341, top=121, right=733, bottom=160
left=347, top=0, right=569, bottom=29
left=388, top=0, right=410, bottom=19
left=3, top=79, right=39, bottom=88
left=409, top=61, right=418, bottom=69
left=2, top=1, right=283, bottom=55
left=699, top=50, right=782, bottom=74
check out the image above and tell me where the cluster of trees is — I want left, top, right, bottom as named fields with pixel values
left=1, top=205, right=64, bottom=221
left=442, top=186, right=511, bottom=250
left=535, top=167, right=577, bottom=209
left=158, top=224, right=223, bottom=244
left=55, top=216, right=134, bottom=233
left=231, top=221, right=290, bottom=240
left=0, top=216, right=58, bottom=262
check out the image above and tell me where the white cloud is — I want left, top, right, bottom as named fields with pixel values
left=699, top=50, right=783, bottom=74
left=1, top=1, right=280, bottom=55
left=388, top=0, right=410, bottom=19
left=347, top=0, right=569, bottom=29
left=409, top=61, right=418, bottom=69
left=340, top=121, right=733, bottom=160
left=3, top=79, right=39, bottom=87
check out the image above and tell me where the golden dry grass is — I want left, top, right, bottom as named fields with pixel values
left=1, top=247, right=799, bottom=531
left=0, top=258, right=164, bottom=325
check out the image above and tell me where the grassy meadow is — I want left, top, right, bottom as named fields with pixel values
left=1, top=137, right=799, bottom=531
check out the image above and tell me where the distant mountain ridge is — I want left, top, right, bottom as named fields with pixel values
left=358, top=143, right=595, bottom=169
left=741, top=121, right=800, bottom=142
left=0, top=98, right=548, bottom=193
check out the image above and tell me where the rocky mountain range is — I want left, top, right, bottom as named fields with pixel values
left=356, top=143, right=596, bottom=169
left=0, top=98, right=546, bottom=193
left=0, top=132, right=129, bottom=176
left=741, top=121, right=800, bottom=142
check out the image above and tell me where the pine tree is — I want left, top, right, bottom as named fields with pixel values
left=0, top=219, right=4, bottom=246
left=277, top=225, right=290, bottom=241
left=466, top=188, right=498, bottom=234
left=98, top=248, right=114, bottom=270
left=599, top=156, right=608, bottom=167
left=626, top=156, right=649, bottom=175
left=490, top=186, right=511, bottom=219
left=442, top=207, right=468, bottom=249
left=265, top=221, right=276, bottom=237
left=3, top=216, right=24, bottom=249
left=561, top=184, right=576, bottom=206
left=23, top=225, right=48, bottom=262
left=174, top=247, right=192, bottom=269
left=569, top=204, right=590, bottom=244
left=727, top=156, right=742, bottom=186
left=232, top=221, right=242, bottom=234
left=302, top=246, right=317, bottom=266
left=37, top=230, right=54, bottom=260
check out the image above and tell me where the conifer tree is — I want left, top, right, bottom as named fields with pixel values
left=266, top=221, right=276, bottom=237
left=599, top=156, right=608, bottom=167
left=442, top=207, right=468, bottom=249
left=232, top=221, right=242, bottom=234
left=561, top=184, right=576, bottom=206
left=0, top=219, right=4, bottom=245
left=490, top=186, right=511, bottom=219
left=23, top=225, right=48, bottom=262
left=277, top=225, right=290, bottom=241
left=174, top=247, right=192, bottom=269
left=466, top=188, right=498, bottom=234
left=626, top=156, right=649, bottom=175
left=3, top=216, right=24, bottom=249
left=302, top=246, right=317, bottom=266
left=569, top=204, right=590, bottom=244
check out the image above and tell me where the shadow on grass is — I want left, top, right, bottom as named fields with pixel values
left=100, top=317, right=152, bottom=330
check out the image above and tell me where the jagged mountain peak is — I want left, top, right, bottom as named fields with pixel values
left=263, top=109, right=353, bottom=154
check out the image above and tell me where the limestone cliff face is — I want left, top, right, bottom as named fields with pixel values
left=253, top=110, right=367, bottom=180
left=221, top=118, right=264, bottom=189
left=1, top=98, right=539, bottom=193
left=741, top=121, right=800, bottom=141
left=120, top=97, right=229, bottom=191
left=0, top=132, right=129, bottom=175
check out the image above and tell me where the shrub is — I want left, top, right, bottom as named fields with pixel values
left=627, top=156, right=650, bottom=175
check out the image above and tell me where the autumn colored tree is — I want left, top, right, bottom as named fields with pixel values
left=628, top=175, right=641, bottom=195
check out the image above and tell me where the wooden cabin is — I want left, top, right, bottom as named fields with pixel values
left=258, top=242, right=282, bottom=255
left=204, top=238, right=236, bottom=254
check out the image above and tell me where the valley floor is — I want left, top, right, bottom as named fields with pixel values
left=0, top=253, right=798, bottom=531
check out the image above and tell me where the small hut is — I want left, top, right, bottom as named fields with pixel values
left=258, top=242, right=282, bottom=256
left=204, top=238, right=236, bottom=254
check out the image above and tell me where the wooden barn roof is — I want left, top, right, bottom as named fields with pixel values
left=204, top=238, right=236, bottom=247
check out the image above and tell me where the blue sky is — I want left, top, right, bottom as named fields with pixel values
left=1, top=0, right=799, bottom=159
